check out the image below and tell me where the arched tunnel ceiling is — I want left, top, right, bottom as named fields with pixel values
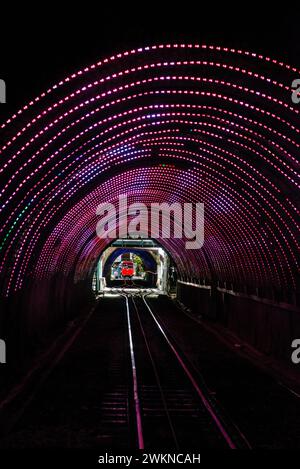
left=0, top=43, right=299, bottom=296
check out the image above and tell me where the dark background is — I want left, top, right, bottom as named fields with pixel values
left=0, top=4, right=299, bottom=120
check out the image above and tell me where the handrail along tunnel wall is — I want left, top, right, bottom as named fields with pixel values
left=0, top=44, right=299, bottom=364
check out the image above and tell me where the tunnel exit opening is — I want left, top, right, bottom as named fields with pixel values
left=92, top=239, right=174, bottom=294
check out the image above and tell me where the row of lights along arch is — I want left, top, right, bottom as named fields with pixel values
left=0, top=44, right=299, bottom=296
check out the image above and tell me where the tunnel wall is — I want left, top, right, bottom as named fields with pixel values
left=0, top=43, right=299, bottom=375
left=0, top=276, right=95, bottom=369
left=177, top=282, right=213, bottom=318
left=177, top=281, right=300, bottom=362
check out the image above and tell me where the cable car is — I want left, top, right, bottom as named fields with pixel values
left=121, top=260, right=134, bottom=278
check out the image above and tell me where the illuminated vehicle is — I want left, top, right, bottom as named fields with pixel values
left=121, top=261, right=134, bottom=278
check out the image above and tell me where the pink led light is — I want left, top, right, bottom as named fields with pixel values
left=0, top=44, right=299, bottom=297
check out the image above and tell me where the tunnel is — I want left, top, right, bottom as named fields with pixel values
left=97, top=244, right=166, bottom=289
left=0, top=43, right=299, bottom=449
left=1, top=44, right=299, bottom=358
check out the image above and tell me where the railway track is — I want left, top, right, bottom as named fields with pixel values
left=0, top=290, right=250, bottom=448
left=121, top=290, right=250, bottom=449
